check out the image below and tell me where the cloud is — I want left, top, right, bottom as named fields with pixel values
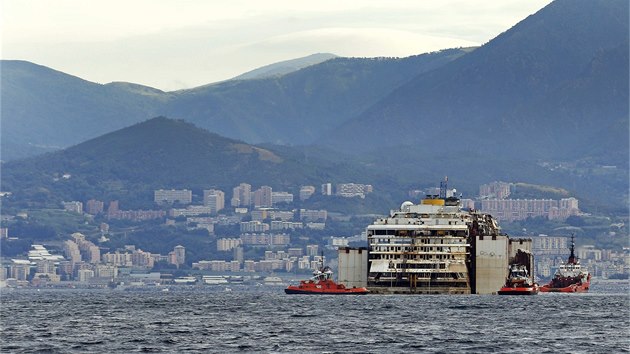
left=1, top=0, right=552, bottom=90
left=238, top=28, right=479, bottom=58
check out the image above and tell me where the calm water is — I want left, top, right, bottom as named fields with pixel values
left=1, top=281, right=629, bottom=353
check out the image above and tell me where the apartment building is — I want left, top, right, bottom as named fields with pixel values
left=203, top=189, right=225, bottom=214
left=154, top=189, right=192, bottom=205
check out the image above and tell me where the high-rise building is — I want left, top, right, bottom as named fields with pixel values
left=203, top=189, right=225, bottom=214
left=85, top=244, right=101, bottom=264
left=63, top=240, right=82, bottom=264
left=253, top=186, right=273, bottom=208
left=10, top=260, right=31, bottom=281
left=231, top=183, right=251, bottom=207
left=174, top=245, right=185, bottom=267
left=131, top=249, right=154, bottom=268
left=107, top=201, right=119, bottom=214
left=86, top=199, right=104, bottom=215
left=321, top=183, right=333, bottom=196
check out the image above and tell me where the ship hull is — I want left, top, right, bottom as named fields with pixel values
left=498, top=286, right=539, bottom=295
left=539, top=283, right=589, bottom=293
left=539, top=274, right=591, bottom=293
left=284, top=287, right=369, bottom=295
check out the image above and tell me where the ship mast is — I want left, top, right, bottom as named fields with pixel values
left=567, top=234, right=577, bottom=264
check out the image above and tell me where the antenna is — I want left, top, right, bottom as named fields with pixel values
left=439, top=176, right=448, bottom=199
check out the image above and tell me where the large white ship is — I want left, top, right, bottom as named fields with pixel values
left=336, top=179, right=534, bottom=294
left=368, top=194, right=481, bottom=294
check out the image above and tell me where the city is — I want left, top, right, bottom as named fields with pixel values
left=2, top=180, right=627, bottom=290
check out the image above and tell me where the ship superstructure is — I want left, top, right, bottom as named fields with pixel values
left=540, top=234, right=591, bottom=292
left=366, top=189, right=503, bottom=294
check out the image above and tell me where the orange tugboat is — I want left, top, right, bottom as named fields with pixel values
left=285, top=263, right=369, bottom=295
left=540, top=235, right=591, bottom=293
left=498, top=264, right=539, bottom=295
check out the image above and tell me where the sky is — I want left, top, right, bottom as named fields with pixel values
left=1, top=0, right=553, bottom=91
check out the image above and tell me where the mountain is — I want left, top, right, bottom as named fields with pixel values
left=163, top=48, right=471, bottom=144
left=0, top=60, right=167, bottom=160
left=325, top=0, right=628, bottom=166
left=231, top=53, right=338, bottom=80
left=1, top=49, right=469, bottom=161
left=0, top=117, right=394, bottom=210
left=320, top=0, right=629, bottom=211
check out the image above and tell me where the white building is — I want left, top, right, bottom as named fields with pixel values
left=63, top=201, right=83, bottom=214
left=271, top=192, right=294, bottom=205
left=154, top=189, right=192, bottom=205
left=321, top=183, right=333, bottom=196
left=231, top=183, right=252, bottom=207
left=203, top=189, right=225, bottom=214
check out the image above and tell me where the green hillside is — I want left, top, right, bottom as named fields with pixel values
left=1, top=117, right=394, bottom=211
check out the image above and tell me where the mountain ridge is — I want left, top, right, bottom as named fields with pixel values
left=323, top=0, right=628, bottom=164
left=1, top=48, right=469, bottom=160
left=231, top=53, right=338, bottom=80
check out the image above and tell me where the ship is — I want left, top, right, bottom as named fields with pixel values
left=363, top=178, right=519, bottom=295
left=337, top=178, right=536, bottom=295
left=540, top=235, right=591, bottom=293
left=498, top=264, right=539, bottom=295
left=284, top=261, right=369, bottom=295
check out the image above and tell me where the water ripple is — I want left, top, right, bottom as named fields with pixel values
left=0, top=287, right=628, bottom=353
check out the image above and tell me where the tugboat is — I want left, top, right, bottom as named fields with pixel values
left=498, top=264, right=539, bottom=295
left=540, top=235, right=590, bottom=293
left=285, top=260, right=369, bottom=295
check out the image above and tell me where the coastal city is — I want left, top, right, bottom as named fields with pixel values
left=1, top=180, right=627, bottom=290
left=2, top=1, right=628, bottom=352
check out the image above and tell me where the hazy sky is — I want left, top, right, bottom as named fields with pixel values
left=2, top=0, right=552, bottom=91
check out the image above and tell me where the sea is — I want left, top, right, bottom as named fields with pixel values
left=1, top=280, right=628, bottom=353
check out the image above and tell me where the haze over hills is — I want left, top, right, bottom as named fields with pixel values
left=163, top=49, right=471, bottom=145
left=1, top=48, right=469, bottom=160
